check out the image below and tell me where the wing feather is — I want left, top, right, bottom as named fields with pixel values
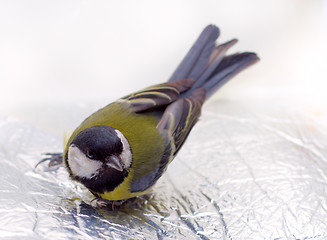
left=121, top=79, right=194, bottom=112
left=157, top=88, right=206, bottom=155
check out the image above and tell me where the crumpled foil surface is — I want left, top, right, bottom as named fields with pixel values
left=1, top=100, right=327, bottom=239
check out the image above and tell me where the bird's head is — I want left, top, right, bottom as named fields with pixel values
left=65, top=125, right=132, bottom=194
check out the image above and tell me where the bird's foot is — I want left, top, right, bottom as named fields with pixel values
left=90, top=195, right=152, bottom=210
left=90, top=197, right=131, bottom=210
left=35, top=152, right=63, bottom=170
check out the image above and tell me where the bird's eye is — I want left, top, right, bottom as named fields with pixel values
left=86, top=150, right=95, bottom=159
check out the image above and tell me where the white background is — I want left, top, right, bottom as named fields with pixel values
left=0, top=0, right=326, bottom=116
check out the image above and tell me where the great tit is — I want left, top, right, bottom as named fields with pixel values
left=47, top=25, right=259, bottom=201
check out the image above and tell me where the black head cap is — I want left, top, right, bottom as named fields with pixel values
left=71, top=125, right=123, bottom=161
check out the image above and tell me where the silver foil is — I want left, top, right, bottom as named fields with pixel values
left=1, top=100, right=327, bottom=239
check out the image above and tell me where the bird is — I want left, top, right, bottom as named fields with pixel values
left=41, top=25, right=259, bottom=202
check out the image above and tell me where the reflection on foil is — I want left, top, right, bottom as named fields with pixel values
left=1, top=100, right=327, bottom=239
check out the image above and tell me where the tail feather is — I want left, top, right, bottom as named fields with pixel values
left=169, top=25, right=259, bottom=100
left=203, top=52, right=259, bottom=99
left=208, top=39, right=238, bottom=65
left=188, top=39, right=238, bottom=92
left=187, top=31, right=218, bottom=80
left=168, top=25, right=219, bottom=82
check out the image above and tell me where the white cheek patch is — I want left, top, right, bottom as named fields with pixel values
left=115, top=129, right=132, bottom=168
left=68, top=145, right=103, bottom=179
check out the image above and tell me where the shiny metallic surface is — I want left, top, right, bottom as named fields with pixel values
left=1, top=100, right=327, bottom=239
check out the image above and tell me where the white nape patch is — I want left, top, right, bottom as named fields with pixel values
left=68, top=144, right=102, bottom=179
left=115, top=129, right=132, bottom=168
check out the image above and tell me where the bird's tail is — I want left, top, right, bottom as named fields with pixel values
left=168, top=25, right=259, bottom=99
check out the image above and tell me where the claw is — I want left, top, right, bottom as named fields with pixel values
left=35, top=152, right=63, bottom=169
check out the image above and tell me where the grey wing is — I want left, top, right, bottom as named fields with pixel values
left=125, top=81, right=206, bottom=194
left=123, top=78, right=206, bottom=193
left=157, top=88, right=206, bottom=155
left=130, top=88, right=206, bottom=193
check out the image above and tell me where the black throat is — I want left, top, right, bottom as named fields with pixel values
left=78, top=166, right=128, bottom=194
